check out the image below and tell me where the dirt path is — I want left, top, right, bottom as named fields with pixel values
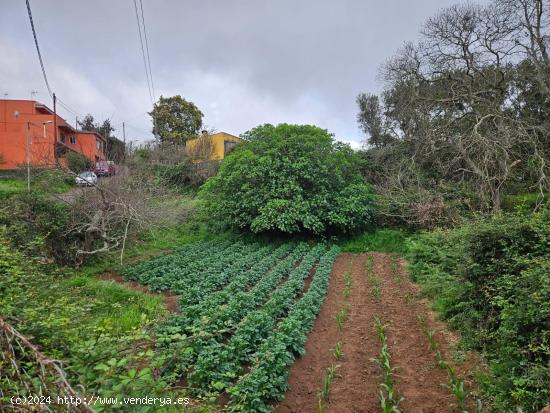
left=276, top=252, right=478, bottom=413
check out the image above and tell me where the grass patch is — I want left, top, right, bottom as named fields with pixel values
left=0, top=179, right=26, bottom=199
left=0, top=171, right=73, bottom=200
left=339, top=229, right=408, bottom=254
left=501, top=192, right=548, bottom=212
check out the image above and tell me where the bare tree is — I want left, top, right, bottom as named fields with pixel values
left=359, top=0, right=550, bottom=211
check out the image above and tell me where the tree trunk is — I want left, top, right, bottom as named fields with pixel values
left=492, top=187, right=502, bottom=211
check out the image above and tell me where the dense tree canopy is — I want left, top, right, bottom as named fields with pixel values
left=149, top=95, right=204, bottom=142
left=357, top=0, right=550, bottom=219
left=200, top=124, right=376, bottom=235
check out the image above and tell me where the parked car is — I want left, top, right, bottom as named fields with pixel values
left=75, top=171, right=98, bottom=186
left=95, top=161, right=116, bottom=177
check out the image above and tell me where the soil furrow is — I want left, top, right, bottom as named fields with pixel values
left=372, top=253, right=455, bottom=412
left=275, top=253, right=381, bottom=413
left=275, top=252, right=479, bottom=413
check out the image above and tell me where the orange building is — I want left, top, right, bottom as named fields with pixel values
left=0, top=99, right=106, bottom=170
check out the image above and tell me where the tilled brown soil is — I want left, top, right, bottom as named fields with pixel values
left=275, top=253, right=479, bottom=413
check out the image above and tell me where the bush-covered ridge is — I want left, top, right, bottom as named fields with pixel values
left=407, top=210, right=550, bottom=412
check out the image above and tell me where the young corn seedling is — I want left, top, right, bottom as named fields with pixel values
left=343, top=270, right=352, bottom=298
left=389, top=254, right=402, bottom=284
left=371, top=283, right=381, bottom=302
left=417, top=316, right=473, bottom=412
left=317, top=396, right=324, bottom=413
left=319, top=364, right=340, bottom=401
left=332, top=341, right=344, bottom=361
left=365, top=254, right=374, bottom=276
left=365, top=255, right=382, bottom=301
left=372, top=317, right=403, bottom=412
left=443, top=364, right=469, bottom=412
left=342, top=257, right=354, bottom=298
left=334, top=304, right=350, bottom=331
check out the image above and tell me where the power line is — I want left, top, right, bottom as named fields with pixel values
left=26, top=0, right=82, bottom=128
left=139, top=0, right=155, bottom=101
left=133, top=0, right=154, bottom=104
left=25, top=0, right=52, bottom=98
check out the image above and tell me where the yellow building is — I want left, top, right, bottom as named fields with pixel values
left=186, top=132, right=242, bottom=161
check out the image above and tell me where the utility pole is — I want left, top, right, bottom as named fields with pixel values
left=26, top=122, right=31, bottom=193
left=53, top=93, right=57, bottom=162
left=123, top=122, right=127, bottom=161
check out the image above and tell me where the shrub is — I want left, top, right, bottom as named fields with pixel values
left=200, top=124, right=376, bottom=235
left=0, top=192, right=80, bottom=264
left=407, top=210, right=550, bottom=412
left=65, top=151, right=92, bottom=173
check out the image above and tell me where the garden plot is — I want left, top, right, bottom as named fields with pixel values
left=122, top=240, right=339, bottom=412
left=276, top=253, right=481, bottom=413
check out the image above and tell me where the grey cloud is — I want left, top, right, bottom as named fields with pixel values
left=1, top=0, right=488, bottom=145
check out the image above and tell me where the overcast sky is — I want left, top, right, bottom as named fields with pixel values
left=1, top=0, right=477, bottom=148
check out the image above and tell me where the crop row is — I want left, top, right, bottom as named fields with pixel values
left=184, top=243, right=311, bottom=337
left=182, top=242, right=301, bottom=324
left=177, top=242, right=276, bottom=307
left=226, top=246, right=341, bottom=412
left=157, top=244, right=309, bottom=380
left=153, top=242, right=307, bottom=380
left=372, top=317, right=403, bottom=413
left=187, top=244, right=326, bottom=392
left=123, top=240, right=228, bottom=284
left=124, top=240, right=268, bottom=295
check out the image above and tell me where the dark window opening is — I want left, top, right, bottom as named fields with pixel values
left=224, top=140, right=237, bottom=156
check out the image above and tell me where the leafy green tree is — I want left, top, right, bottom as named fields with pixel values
left=200, top=124, right=376, bottom=235
left=149, top=95, right=204, bottom=142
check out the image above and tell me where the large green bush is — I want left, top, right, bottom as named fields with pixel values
left=200, top=124, right=376, bottom=235
left=0, top=192, right=80, bottom=263
left=407, top=211, right=550, bottom=411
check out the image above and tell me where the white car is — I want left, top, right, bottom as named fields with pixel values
left=75, top=171, right=98, bottom=186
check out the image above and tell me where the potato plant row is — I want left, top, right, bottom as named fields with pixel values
left=123, top=240, right=229, bottom=286
left=227, top=246, right=341, bottom=412
left=154, top=243, right=311, bottom=378
left=182, top=242, right=300, bottom=323
left=123, top=240, right=260, bottom=293
left=124, top=241, right=339, bottom=411
left=177, top=243, right=275, bottom=307
left=183, top=243, right=310, bottom=337
left=187, top=244, right=327, bottom=392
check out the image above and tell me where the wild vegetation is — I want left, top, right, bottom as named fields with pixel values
left=408, top=210, right=549, bottom=411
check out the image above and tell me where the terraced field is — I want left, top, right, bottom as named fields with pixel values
left=122, top=240, right=340, bottom=412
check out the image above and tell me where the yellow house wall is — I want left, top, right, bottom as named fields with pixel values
left=186, top=132, right=242, bottom=160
